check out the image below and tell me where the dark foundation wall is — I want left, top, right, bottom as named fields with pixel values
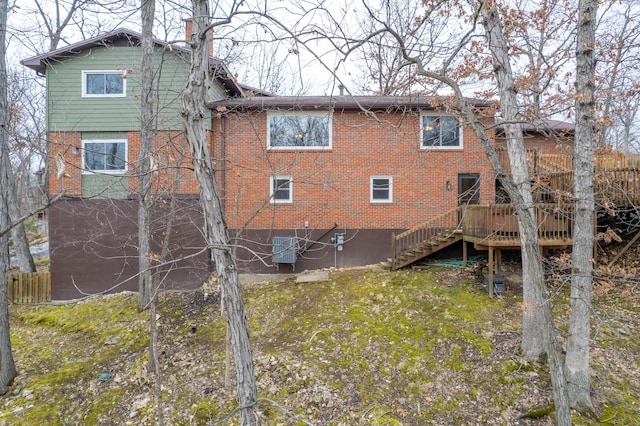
left=49, top=198, right=408, bottom=298
left=231, top=228, right=405, bottom=273
left=49, top=197, right=210, bottom=300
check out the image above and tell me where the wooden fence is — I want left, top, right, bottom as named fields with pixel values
left=7, top=272, right=51, bottom=303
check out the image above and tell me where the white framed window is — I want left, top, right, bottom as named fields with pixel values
left=270, top=176, right=292, bottom=203
left=370, top=176, right=392, bottom=203
left=82, top=70, right=127, bottom=97
left=82, top=140, right=127, bottom=174
left=267, top=111, right=332, bottom=149
left=420, top=114, right=462, bottom=149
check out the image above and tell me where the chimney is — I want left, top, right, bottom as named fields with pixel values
left=184, top=18, right=213, bottom=57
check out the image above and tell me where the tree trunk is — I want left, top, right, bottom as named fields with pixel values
left=566, top=0, right=597, bottom=413
left=9, top=225, right=35, bottom=272
left=1, top=144, right=35, bottom=272
left=480, top=3, right=571, bottom=424
left=137, top=0, right=155, bottom=312
left=0, top=0, right=18, bottom=393
left=182, top=2, right=258, bottom=424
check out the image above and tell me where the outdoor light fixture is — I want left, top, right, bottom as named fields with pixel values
left=72, top=146, right=79, bottom=155
left=446, top=180, right=451, bottom=190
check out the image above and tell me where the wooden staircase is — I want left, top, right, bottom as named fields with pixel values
left=390, top=206, right=465, bottom=270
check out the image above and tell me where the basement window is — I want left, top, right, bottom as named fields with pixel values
left=271, top=176, right=292, bottom=203
left=370, top=176, right=392, bottom=203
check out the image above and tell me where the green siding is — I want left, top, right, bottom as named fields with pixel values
left=82, top=131, right=127, bottom=140
left=82, top=174, right=129, bottom=198
left=47, top=45, right=225, bottom=132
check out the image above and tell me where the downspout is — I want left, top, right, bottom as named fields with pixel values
left=220, top=114, right=226, bottom=211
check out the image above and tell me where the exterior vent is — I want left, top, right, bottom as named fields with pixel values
left=272, top=236, right=297, bottom=270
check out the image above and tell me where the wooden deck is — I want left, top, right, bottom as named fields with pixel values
left=461, top=203, right=573, bottom=249
left=390, top=150, right=640, bottom=296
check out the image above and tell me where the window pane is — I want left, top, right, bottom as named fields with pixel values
left=85, top=143, right=104, bottom=170
left=273, top=178, right=291, bottom=200
left=440, top=116, right=460, bottom=146
left=105, top=142, right=126, bottom=170
left=422, top=116, right=440, bottom=147
left=372, top=178, right=390, bottom=200
left=105, top=73, right=124, bottom=94
left=269, top=114, right=330, bottom=147
left=86, top=74, right=104, bottom=95
left=85, top=73, right=124, bottom=95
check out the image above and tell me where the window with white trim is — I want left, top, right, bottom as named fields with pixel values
left=82, top=71, right=127, bottom=97
left=82, top=140, right=127, bottom=173
left=268, top=112, right=331, bottom=149
left=270, top=176, right=292, bottom=203
left=370, top=176, right=392, bottom=203
left=421, top=114, right=462, bottom=149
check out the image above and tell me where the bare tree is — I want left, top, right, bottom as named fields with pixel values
left=182, top=1, right=257, bottom=423
left=565, top=0, right=597, bottom=413
left=480, top=2, right=570, bottom=423
left=596, top=1, right=640, bottom=151
left=352, top=0, right=452, bottom=95
left=18, top=0, right=138, bottom=52
left=138, top=0, right=154, bottom=311
left=0, top=0, right=18, bottom=394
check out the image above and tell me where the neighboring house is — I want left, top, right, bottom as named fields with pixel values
left=21, top=28, right=254, bottom=299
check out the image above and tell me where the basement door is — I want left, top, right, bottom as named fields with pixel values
left=458, top=174, right=480, bottom=207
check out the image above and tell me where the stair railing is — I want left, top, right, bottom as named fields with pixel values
left=391, top=205, right=465, bottom=269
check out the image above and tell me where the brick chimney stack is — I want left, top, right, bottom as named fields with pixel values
left=184, top=18, right=213, bottom=57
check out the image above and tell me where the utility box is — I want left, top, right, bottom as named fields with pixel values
left=483, top=273, right=506, bottom=295
left=273, top=236, right=297, bottom=270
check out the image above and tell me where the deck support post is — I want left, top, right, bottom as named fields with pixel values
left=462, top=240, right=468, bottom=266
left=488, top=247, right=494, bottom=297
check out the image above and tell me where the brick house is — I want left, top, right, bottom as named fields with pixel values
left=22, top=28, right=523, bottom=298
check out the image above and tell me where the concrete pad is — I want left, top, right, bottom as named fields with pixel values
left=296, top=270, right=330, bottom=283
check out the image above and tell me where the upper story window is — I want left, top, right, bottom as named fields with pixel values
left=270, top=176, right=292, bottom=203
left=421, top=114, right=462, bottom=149
left=268, top=112, right=331, bottom=149
left=82, top=140, right=127, bottom=173
left=82, top=71, right=127, bottom=97
left=370, top=176, right=392, bottom=203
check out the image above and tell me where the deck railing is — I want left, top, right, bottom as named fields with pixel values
left=461, top=203, right=574, bottom=243
left=538, top=154, right=573, bottom=173
left=496, top=149, right=629, bottom=176
left=496, top=148, right=537, bottom=175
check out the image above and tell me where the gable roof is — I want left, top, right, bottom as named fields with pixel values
left=21, top=28, right=247, bottom=97
left=208, top=95, right=493, bottom=112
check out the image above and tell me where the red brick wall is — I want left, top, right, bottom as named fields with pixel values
left=212, top=109, right=497, bottom=231
left=496, top=132, right=574, bottom=155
